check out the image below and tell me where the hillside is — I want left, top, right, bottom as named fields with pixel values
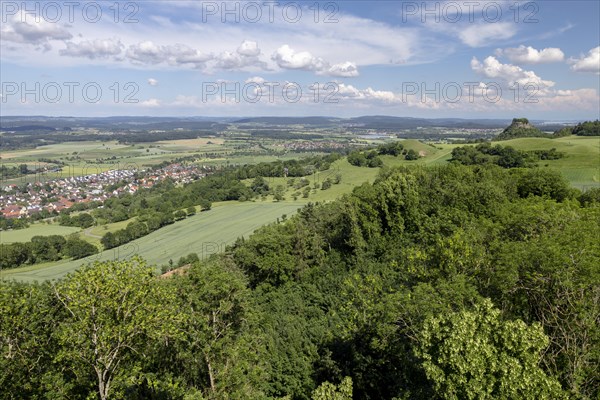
left=3, top=135, right=598, bottom=282
left=495, top=117, right=548, bottom=140
left=2, top=135, right=598, bottom=283
left=2, top=164, right=598, bottom=399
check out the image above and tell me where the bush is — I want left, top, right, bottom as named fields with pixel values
left=405, top=149, right=419, bottom=160
left=64, top=237, right=98, bottom=260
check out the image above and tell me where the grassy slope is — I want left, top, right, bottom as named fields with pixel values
left=501, top=136, right=600, bottom=188
left=1, top=202, right=304, bottom=282
left=382, top=136, right=599, bottom=189
left=0, top=224, right=81, bottom=243
left=248, top=158, right=380, bottom=203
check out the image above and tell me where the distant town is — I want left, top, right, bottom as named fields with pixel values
left=1, top=163, right=209, bottom=219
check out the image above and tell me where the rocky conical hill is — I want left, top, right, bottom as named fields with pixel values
left=495, top=118, right=547, bottom=140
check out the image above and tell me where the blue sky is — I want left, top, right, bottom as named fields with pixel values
left=1, top=0, right=599, bottom=119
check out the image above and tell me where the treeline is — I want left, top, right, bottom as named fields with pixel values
left=0, top=164, right=29, bottom=180
left=57, top=212, right=94, bottom=228
left=0, top=236, right=97, bottom=269
left=0, top=161, right=63, bottom=180
left=451, top=142, right=564, bottom=168
left=0, top=216, right=31, bottom=230
left=347, top=150, right=384, bottom=167
left=100, top=207, right=200, bottom=250
left=348, top=142, right=420, bottom=167
left=0, top=133, right=113, bottom=150
left=554, top=120, right=600, bottom=137
left=117, top=130, right=221, bottom=143
left=2, top=164, right=598, bottom=399
left=232, top=154, right=341, bottom=179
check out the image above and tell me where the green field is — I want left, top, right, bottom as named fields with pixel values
left=0, top=224, right=81, bottom=243
left=246, top=158, right=381, bottom=203
left=0, top=201, right=305, bottom=282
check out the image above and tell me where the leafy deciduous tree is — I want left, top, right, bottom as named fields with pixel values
left=53, top=257, right=181, bottom=400
left=415, top=299, right=565, bottom=400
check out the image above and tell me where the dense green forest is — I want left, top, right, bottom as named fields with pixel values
left=1, top=164, right=599, bottom=399
left=347, top=142, right=420, bottom=168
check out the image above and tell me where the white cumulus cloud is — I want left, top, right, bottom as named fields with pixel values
left=496, top=45, right=565, bottom=64
left=126, top=41, right=167, bottom=64
left=1, top=11, right=72, bottom=49
left=237, top=40, right=260, bottom=57
left=272, top=45, right=328, bottom=71
left=569, top=46, right=600, bottom=74
left=60, top=38, right=124, bottom=59
left=336, top=83, right=398, bottom=102
left=471, top=56, right=555, bottom=89
left=148, top=78, right=158, bottom=86
left=140, top=98, right=161, bottom=107
left=272, top=45, right=359, bottom=77
left=126, top=41, right=211, bottom=68
left=211, top=41, right=266, bottom=70
left=327, top=62, right=360, bottom=77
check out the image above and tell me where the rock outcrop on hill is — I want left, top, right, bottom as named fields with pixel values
left=496, top=118, right=547, bottom=140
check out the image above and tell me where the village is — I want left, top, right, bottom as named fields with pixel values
left=0, top=163, right=209, bottom=219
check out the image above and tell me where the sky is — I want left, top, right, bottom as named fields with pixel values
left=1, top=0, right=599, bottom=119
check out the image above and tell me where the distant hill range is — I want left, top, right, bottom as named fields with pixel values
left=0, top=125, right=59, bottom=132
left=0, top=115, right=589, bottom=134
left=233, top=115, right=511, bottom=129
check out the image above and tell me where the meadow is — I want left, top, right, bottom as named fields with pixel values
left=0, top=224, right=80, bottom=243
left=1, top=201, right=305, bottom=282
left=379, top=136, right=599, bottom=189
left=502, top=136, right=600, bottom=189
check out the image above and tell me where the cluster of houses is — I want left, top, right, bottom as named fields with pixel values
left=0, top=163, right=208, bottom=219
left=277, top=140, right=349, bottom=151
